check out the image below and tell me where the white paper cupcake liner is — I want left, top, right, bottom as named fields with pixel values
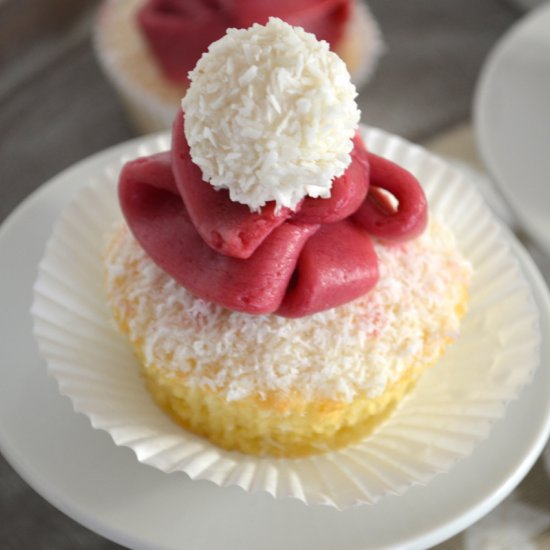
left=31, top=127, right=541, bottom=510
left=94, top=0, right=182, bottom=134
left=93, top=0, right=383, bottom=134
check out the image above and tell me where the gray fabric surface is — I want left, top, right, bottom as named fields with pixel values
left=358, top=0, right=520, bottom=139
left=0, top=1, right=527, bottom=549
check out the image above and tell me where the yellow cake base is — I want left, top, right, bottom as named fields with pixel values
left=111, top=302, right=434, bottom=457
left=143, top=358, right=421, bottom=458
left=105, top=222, right=470, bottom=457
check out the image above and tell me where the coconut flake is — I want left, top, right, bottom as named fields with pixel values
left=105, top=220, right=472, bottom=403
left=182, top=17, right=360, bottom=212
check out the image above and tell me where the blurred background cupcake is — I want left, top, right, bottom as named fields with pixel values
left=94, top=0, right=383, bottom=133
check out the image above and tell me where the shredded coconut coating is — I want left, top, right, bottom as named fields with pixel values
left=181, top=17, right=360, bottom=212
left=105, top=220, right=472, bottom=403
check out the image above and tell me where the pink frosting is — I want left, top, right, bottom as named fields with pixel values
left=119, top=113, right=427, bottom=317
left=137, top=0, right=350, bottom=83
left=352, top=153, right=428, bottom=242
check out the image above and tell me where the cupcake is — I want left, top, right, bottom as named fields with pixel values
left=102, top=18, right=471, bottom=457
left=94, top=0, right=383, bottom=133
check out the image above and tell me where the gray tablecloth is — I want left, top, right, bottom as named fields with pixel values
left=3, top=1, right=548, bottom=549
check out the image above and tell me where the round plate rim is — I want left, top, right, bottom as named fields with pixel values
left=0, top=132, right=549, bottom=550
left=473, top=2, right=550, bottom=257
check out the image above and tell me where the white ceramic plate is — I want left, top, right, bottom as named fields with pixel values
left=474, top=2, right=550, bottom=257
left=1, top=136, right=550, bottom=550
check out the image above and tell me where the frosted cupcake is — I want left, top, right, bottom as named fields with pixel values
left=94, top=0, right=383, bottom=133
left=103, top=19, right=471, bottom=457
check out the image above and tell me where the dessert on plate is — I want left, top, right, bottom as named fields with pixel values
left=94, top=0, right=383, bottom=133
left=103, top=18, right=471, bottom=457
